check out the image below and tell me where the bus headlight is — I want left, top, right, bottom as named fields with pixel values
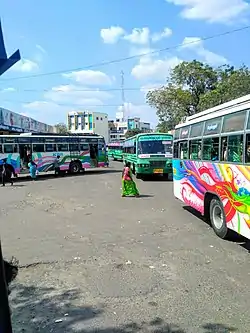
left=138, top=164, right=150, bottom=168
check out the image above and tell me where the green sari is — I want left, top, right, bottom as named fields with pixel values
left=122, top=167, right=139, bottom=197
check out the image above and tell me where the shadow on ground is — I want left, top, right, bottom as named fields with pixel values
left=13, top=168, right=121, bottom=184
left=10, top=283, right=237, bottom=333
left=183, top=206, right=250, bottom=252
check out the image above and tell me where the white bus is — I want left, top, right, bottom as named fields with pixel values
left=0, top=132, right=108, bottom=175
left=173, top=94, right=250, bottom=240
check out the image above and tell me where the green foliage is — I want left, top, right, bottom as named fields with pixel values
left=54, top=123, right=68, bottom=134
left=146, top=60, right=250, bottom=130
left=125, top=128, right=143, bottom=138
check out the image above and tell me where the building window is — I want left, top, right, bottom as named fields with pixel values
left=96, top=117, right=99, bottom=120
left=100, top=117, right=103, bottom=121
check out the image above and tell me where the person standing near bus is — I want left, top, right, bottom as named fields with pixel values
left=1, top=159, right=14, bottom=187
left=28, top=161, right=37, bottom=180
left=54, top=155, right=61, bottom=177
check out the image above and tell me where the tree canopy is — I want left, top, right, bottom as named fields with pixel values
left=125, top=128, right=143, bottom=138
left=146, top=60, right=250, bottom=131
left=54, top=123, right=68, bottom=134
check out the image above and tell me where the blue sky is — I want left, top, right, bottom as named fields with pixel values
left=0, top=0, right=250, bottom=127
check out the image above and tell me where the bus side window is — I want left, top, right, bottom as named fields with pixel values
left=69, top=143, right=79, bottom=151
left=221, top=135, right=243, bottom=163
left=246, top=134, right=250, bottom=163
left=57, top=143, right=69, bottom=152
left=189, top=139, right=202, bottom=160
left=45, top=144, right=57, bottom=152
left=80, top=143, right=89, bottom=151
left=202, top=137, right=219, bottom=161
left=173, top=142, right=178, bottom=158
left=4, top=144, right=16, bottom=154
left=33, top=144, right=45, bottom=153
left=179, top=141, right=188, bottom=159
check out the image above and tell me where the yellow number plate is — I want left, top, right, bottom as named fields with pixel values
left=153, top=168, right=163, bottom=174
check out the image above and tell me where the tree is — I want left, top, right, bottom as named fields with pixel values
left=125, top=128, right=143, bottom=138
left=54, top=123, right=68, bottom=134
left=146, top=60, right=250, bottom=130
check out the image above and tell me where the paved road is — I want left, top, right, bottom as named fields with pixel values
left=1, top=161, right=250, bottom=332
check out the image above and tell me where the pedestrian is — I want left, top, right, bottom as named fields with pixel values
left=1, top=159, right=13, bottom=187
left=28, top=161, right=37, bottom=180
left=54, top=155, right=61, bottom=177
left=121, top=162, right=139, bottom=197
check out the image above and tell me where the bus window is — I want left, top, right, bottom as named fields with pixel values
left=189, top=139, right=202, bottom=160
left=45, top=144, right=57, bottom=152
left=3, top=144, right=17, bottom=154
left=33, top=144, right=45, bottom=153
left=202, top=137, right=219, bottom=161
left=69, top=143, right=79, bottom=151
left=173, top=142, right=178, bottom=158
left=57, top=143, right=69, bottom=152
left=245, top=134, right=250, bottom=163
left=222, top=111, right=246, bottom=133
left=80, top=143, right=89, bottom=151
left=179, top=141, right=188, bottom=159
left=0, top=144, right=2, bottom=153
left=221, top=135, right=243, bottom=163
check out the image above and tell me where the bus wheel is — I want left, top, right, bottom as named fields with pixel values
left=135, top=172, right=141, bottom=179
left=70, top=161, right=81, bottom=174
left=209, top=197, right=228, bottom=239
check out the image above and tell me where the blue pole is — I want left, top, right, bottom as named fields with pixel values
left=0, top=240, right=13, bottom=333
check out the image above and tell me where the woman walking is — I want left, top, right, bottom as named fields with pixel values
left=121, top=162, right=139, bottom=197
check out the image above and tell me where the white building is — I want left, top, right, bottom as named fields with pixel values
left=108, top=111, right=152, bottom=142
left=67, top=111, right=109, bottom=142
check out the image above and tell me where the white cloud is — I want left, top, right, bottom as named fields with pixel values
left=151, top=27, right=173, bottom=42
left=100, top=26, right=125, bottom=44
left=12, top=58, right=39, bottom=72
left=181, top=37, right=227, bottom=65
left=166, top=0, right=249, bottom=23
left=44, top=84, right=113, bottom=107
left=132, top=54, right=182, bottom=81
left=62, top=70, right=112, bottom=85
left=124, top=27, right=150, bottom=45
left=0, top=87, right=16, bottom=93
left=36, top=44, right=46, bottom=54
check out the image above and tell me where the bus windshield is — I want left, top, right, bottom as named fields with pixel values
left=138, top=140, right=173, bottom=155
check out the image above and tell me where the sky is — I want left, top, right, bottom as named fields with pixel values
left=0, top=0, right=250, bottom=128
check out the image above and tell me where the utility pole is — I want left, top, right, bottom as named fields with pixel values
left=120, top=70, right=126, bottom=121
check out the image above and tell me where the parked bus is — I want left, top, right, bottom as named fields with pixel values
left=107, top=141, right=124, bottom=161
left=173, top=94, right=250, bottom=240
left=123, top=132, right=173, bottom=179
left=0, top=132, right=108, bottom=175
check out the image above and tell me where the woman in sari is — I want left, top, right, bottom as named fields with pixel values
left=122, top=162, right=139, bottom=197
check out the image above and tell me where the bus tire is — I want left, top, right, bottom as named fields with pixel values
left=135, top=172, right=141, bottom=179
left=209, top=197, right=228, bottom=239
left=69, top=161, right=81, bottom=174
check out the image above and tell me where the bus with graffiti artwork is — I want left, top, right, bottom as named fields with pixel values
left=0, top=132, right=108, bottom=176
left=123, top=132, right=173, bottom=179
left=173, top=94, right=250, bottom=240
left=107, top=141, right=124, bottom=161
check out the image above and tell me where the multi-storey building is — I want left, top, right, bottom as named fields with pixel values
left=67, top=111, right=109, bottom=142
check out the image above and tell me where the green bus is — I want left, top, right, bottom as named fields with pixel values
left=123, top=133, right=173, bottom=179
left=107, top=141, right=124, bottom=161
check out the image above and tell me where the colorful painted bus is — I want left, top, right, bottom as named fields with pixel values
left=123, top=132, right=173, bottom=179
left=107, top=141, right=124, bottom=161
left=173, top=94, right=250, bottom=240
left=0, top=132, right=108, bottom=175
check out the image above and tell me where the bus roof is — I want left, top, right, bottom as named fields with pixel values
left=2, top=132, right=104, bottom=139
left=175, top=94, right=250, bottom=129
left=124, top=132, right=173, bottom=141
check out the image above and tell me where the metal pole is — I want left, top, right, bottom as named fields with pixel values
left=0, top=239, right=13, bottom=333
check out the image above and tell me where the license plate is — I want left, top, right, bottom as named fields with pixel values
left=153, top=168, right=163, bottom=174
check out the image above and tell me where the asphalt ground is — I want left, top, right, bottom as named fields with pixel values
left=0, top=161, right=249, bottom=332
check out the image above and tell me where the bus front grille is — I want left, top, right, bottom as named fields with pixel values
left=150, top=161, right=166, bottom=168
